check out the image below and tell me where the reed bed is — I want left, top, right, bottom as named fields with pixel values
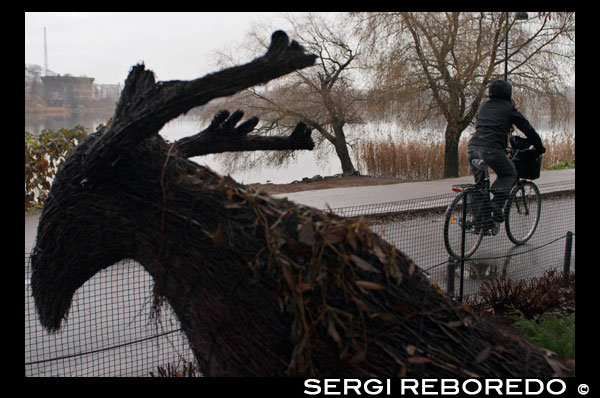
left=540, top=133, right=575, bottom=170
left=354, top=133, right=574, bottom=180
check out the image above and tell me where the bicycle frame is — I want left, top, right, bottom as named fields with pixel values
left=511, top=181, right=530, bottom=216
left=452, top=159, right=493, bottom=222
left=444, top=151, right=542, bottom=260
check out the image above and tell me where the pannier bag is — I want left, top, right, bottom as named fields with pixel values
left=510, top=136, right=542, bottom=180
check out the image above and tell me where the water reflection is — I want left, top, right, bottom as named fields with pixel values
left=24, top=112, right=574, bottom=185
left=24, top=113, right=343, bottom=184
left=25, top=110, right=114, bottom=135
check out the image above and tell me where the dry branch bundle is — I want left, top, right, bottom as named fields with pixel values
left=31, top=30, right=573, bottom=377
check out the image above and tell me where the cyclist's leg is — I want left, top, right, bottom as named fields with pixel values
left=467, top=147, right=489, bottom=228
left=488, top=149, right=517, bottom=221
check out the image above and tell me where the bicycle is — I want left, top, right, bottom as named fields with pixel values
left=443, top=142, right=542, bottom=259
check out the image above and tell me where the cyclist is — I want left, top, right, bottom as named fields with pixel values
left=467, top=79, right=546, bottom=231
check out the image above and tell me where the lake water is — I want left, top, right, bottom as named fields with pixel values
left=25, top=111, right=574, bottom=185
left=25, top=111, right=344, bottom=184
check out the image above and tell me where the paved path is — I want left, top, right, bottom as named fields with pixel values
left=272, top=169, right=575, bottom=210
left=25, top=169, right=574, bottom=254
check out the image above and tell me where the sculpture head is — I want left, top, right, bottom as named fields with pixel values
left=30, top=31, right=317, bottom=333
left=30, top=129, right=158, bottom=331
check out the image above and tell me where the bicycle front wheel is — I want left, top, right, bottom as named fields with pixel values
left=505, top=181, right=541, bottom=245
left=444, top=191, right=484, bottom=259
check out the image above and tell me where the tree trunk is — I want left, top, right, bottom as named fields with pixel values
left=332, top=121, right=357, bottom=175
left=443, top=122, right=461, bottom=178
left=30, top=30, right=574, bottom=378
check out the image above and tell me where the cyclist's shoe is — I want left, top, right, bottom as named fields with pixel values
left=492, top=210, right=504, bottom=223
left=491, top=205, right=505, bottom=223
left=469, top=217, right=486, bottom=234
left=490, top=221, right=500, bottom=236
left=477, top=219, right=499, bottom=236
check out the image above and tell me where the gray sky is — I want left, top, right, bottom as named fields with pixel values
left=25, top=12, right=290, bottom=85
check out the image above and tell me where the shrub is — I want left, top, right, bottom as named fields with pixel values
left=149, top=361, right=198, bottom=377
left=475, top=269, right=574, bottom=319
left=25, top=125, right=88, bottom=209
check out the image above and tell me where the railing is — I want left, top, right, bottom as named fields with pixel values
left=25, top=179, right=574, bottom=376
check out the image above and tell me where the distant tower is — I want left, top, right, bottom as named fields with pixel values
left=43, top=26, right=48, bottom=76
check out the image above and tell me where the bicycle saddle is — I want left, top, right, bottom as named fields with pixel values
left=471, top=158, right=488, bottom=170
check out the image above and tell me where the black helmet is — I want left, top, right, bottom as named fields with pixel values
left=488, top=79, right=512, bottom=101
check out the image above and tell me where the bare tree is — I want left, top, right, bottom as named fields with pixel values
left=212, top=13, right=364, bottom=175
left=31, top=31, right=573, bottom=377
left=354, top=12, right=575, bottom=177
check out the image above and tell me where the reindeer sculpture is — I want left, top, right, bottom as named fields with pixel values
left=31, top=31, right=573, bottom=377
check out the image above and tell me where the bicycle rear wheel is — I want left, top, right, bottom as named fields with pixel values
left=505, top=181, right=541, bottom=245
left=444, top=191, right=484, bottom=259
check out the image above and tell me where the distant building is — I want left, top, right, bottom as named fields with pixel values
left=93, top=83, right=122, bottom=101
left=41, top=75, right=95, bottom=108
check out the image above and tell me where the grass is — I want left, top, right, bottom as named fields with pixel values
left=548, top=159, right=575, bottom=170
left=508, top=308, right=575, bottom=361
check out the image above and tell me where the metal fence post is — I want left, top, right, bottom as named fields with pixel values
left=447, top=257, right=455, bottom=296
left=459, top=192, right=467, bottom=302
left=563, top=231, right=573, bottom=287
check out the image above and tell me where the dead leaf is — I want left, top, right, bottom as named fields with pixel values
left=261, top=206, right=280, bottom=217
left=407, top=356, right=432, bottom=365
left=295, top=283, right=313, bottom=294
left=475, top=346, right=491, bottom=364
left=351, top=350, right=366, bottom=364
left=323, top=229, right=345, bottom=245
left=409, top=262, right=416, bottom=276
left=286, top=237, right=305, bottom=257
left=224, top=202, right=244, bottom=209
left=327, top=318, right=341, bottom=344
left=446, top=320, right=464, bottom=328
left=281, top=264, right=296, bottom=291
left=355, top=280, right=385, bottom=290
left=350, top=254, right=381, bottom=273
left=213, top=224, right=224, bottom=246
left=543, top=350, right=570, bottom=376
left=353, top=297, right=369, bottom=311
left=347, top=230, right=358, bottom=250
left=175, top=170, right=186, bottom=184
left=369, top=312, right=394, bottom=322
left=405, top=344, right=417, bottom=356
left=226, top=188, right=234, bottom=201
left=461, top=302, right=473, bottom=314
left=373, top=244, right=387, bottom=264
left=297, top=221, right=315, bottom=246
left=433, top=282, right=444, bottom=295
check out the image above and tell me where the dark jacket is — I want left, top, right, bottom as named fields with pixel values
left=469, top=80, right=545, bottom=153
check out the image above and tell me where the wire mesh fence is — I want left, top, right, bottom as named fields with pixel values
left=330, top=179, right=575, bottom=298
left=332, top=181, right=575, bottom=295
left=25, top=257, right=195, bottom=377
left=24, top=179, right=574, bottom=377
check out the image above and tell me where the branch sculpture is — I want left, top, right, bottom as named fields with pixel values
left=31, top=31, right=574, bottom=377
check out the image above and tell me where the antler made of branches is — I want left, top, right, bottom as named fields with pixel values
left=175, top=110, right=314, bottom=157
left=83, top=31, right=317, bottom=171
